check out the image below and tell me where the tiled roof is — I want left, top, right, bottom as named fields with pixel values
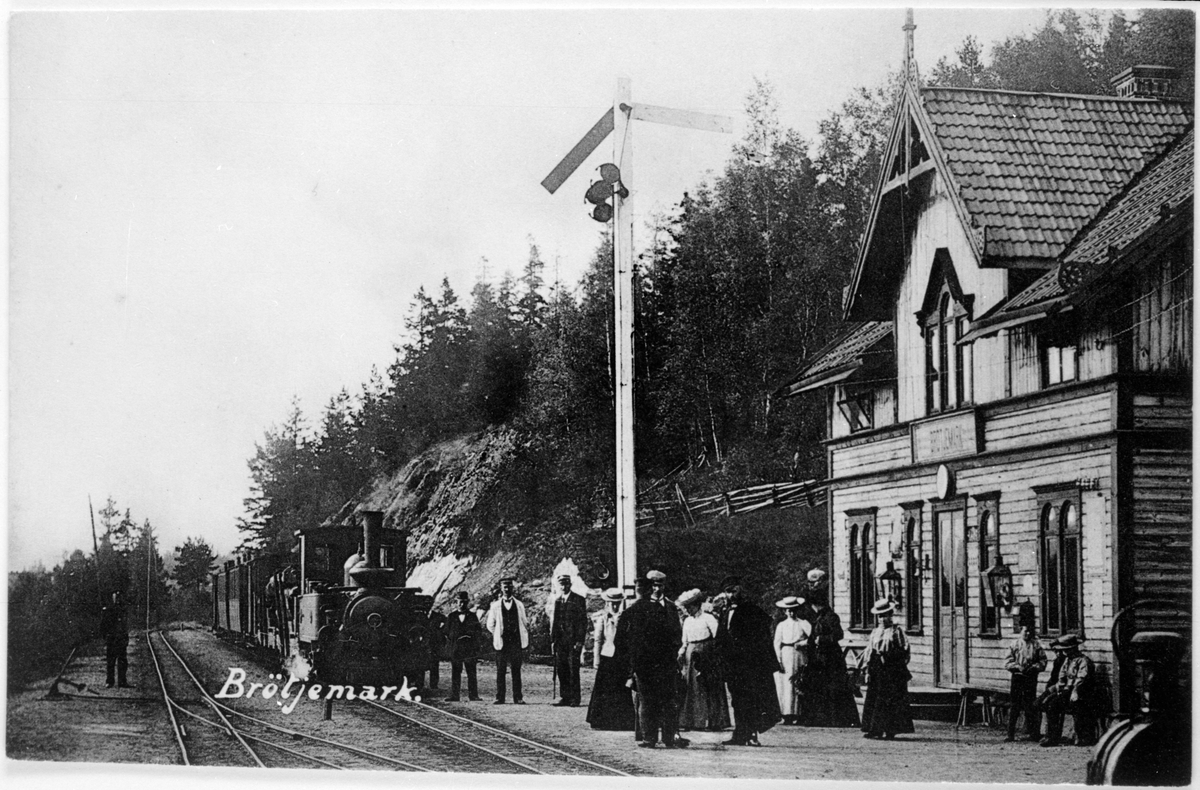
left=921, top=88, right=1192, bottom=261
left=1065, top=127, right=1194, bottom=268
left=777, top=322, right=892, bottom=396
left=970, top=126, right=1193, bottom=326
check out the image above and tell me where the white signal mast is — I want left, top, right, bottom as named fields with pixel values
left=542, top=78, right=732, bottom=596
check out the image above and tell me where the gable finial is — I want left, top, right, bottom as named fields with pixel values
left=904, top=8, right=919, bottom=86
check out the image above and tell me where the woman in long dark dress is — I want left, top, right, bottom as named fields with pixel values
left=586, top=588, right=635, bottom=730
left=799, top=570, right=861, bottom=727
left=859, top=599, right=915, bottom=739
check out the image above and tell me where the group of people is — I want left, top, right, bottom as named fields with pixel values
left=585, top=568, right=865, bottom=748
left=427, top=570, right=1103, bottom=751
left=1004, top=602, right=1104, bottom=747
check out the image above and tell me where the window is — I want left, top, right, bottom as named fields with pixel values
left=976, top=497, right=1001, bottom=635
left=848, top=511, right=877, bottom=629
left=902, top=503, right=924, bottom=632
left=1044, top=342, right=1078, bottom=385
left=1037, top=488, right=1083, bottom=635
left=923, top=286, right=972, bottom=414
left=838, top=389, right=875, bottom=433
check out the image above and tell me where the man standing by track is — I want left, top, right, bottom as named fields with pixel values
left=100, top=591, right=131, bottom=689
left=486, top=577, right=529, bottom=704
left=550, top=573, right=588, bottom=707
left=445, top=591, right=483, bottom=702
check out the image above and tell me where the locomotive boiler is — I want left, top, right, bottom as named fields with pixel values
left=213, top=510, right=434, bottom=689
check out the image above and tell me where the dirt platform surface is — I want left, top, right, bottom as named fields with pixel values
left=7, top=626, right=1094, bottom=785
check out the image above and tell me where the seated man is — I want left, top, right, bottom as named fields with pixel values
left=1038, top=633, right=1099, bottom=747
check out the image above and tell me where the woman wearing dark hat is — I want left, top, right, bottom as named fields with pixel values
left=773, top=596, right=811, bottom=725
left=586, top=588, right=635, bottom=730
left=799, top=570, right=861, bottom=728
left=716, top=576, right=782, bottom=745
left=676, top=589, right=730, bottom=731
left=859, top=598, right=915, bottom=740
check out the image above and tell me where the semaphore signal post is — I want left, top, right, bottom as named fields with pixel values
left=541, top=78, right=732, bottom=596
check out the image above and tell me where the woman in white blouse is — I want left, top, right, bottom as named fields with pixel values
left=774, top=595, right=812, bottom=724
left=676, top=588, right=731, bottom=731
left=585, top=588, right=634, bottom=730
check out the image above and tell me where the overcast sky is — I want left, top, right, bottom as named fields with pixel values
left=7, top=4, right=1080, bottom=572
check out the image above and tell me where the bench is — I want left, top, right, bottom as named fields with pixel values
left=956, top=686, right=1008, bottom=727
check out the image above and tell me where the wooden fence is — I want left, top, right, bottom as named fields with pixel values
left=635, top=478, right=827, bottom=529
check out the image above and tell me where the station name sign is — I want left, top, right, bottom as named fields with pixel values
left=911, top=410, right=979, bottom=464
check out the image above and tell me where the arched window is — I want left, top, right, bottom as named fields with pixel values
left=1038, top=490, right=1084, bottom=635
left=847, top=511, right=878, bottom=630
left=977, top=502, right=1001, bottom=635
left=850, top=523, right=862, bottom=627
left=905, top=513, right=923, bottom=630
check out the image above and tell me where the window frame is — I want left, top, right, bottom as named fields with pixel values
left=974, top=494, right=1002, bottom=636
left=837, top=388, right=876, bottom=433
left=1035, top=486, right=1084, bottom=638
left=847, top=509, right=878, bottom=631
left=901, top=501, right=924, bottom=635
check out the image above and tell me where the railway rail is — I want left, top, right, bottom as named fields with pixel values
left=147, top=630, right=429, bottom=770
left=361, top=697, right=635, bottom=776
left=150, top=629, right=635, bottom=775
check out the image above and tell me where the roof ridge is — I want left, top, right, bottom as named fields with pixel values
left=921, top=84, right=1193, bottom=106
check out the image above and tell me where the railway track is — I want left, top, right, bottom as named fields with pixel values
left=151, top=629, right=635, bottom=775
left=147, top=630, right=428, bottom=770
left=361, top=697, right=635, bottom=776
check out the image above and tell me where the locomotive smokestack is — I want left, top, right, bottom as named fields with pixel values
left=361, top=510, right=383, bottom=569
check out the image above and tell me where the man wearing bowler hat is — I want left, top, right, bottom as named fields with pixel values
left=615, top=577, right=684, bottom=748
left=1039, top=633, right=1098, bottom=747
left=444, top=591, right=483, bottom=701
left=550, top=573, right=588, bottom=706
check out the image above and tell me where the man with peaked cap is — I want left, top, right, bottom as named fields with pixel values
left=614, top=577, right=684, bottom=748
left=550, top=573, right=588, bottom=706
left=486, top=577, right=529, bottom=704
left=1038, top=633, right=1098, bottom=747
left=444, top=591, right=483, bottom=701
left=716, top=576, right=782, bottom=745
left=645, top=569, right=686, bottom=744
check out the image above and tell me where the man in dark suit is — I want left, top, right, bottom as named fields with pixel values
left=717, top=576, right=782, bottom=746
left=426, top=607, right=448, bottom=691
left=614, top=577, right=685, bottom=749
left=444, top=591, right=483, bottom=701
left=550, top=573, right=588, bottom=706
left=99, top=591, right=130, bottom=688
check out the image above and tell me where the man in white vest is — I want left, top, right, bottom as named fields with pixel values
left=486, top=576, right=529, bottom=704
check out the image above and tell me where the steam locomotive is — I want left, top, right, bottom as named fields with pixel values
left=212, top=511, right=435, bottom=687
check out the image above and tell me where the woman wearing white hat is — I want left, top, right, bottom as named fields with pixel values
left=859, top=598, right=915, bottom=739
left=773, top=596, right=811, bottom=724
left=675, top=589, right=730, bottom=731
left=586, top=588, right=635, bottom=730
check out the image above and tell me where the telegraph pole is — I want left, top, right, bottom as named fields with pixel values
left=542, top=79, right=731, bottom=595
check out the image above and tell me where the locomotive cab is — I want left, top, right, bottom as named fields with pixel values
left=294, top=511, right=432, bottom=688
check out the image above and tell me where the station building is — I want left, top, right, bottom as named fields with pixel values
left=778, top=66, right=1192, bottom=709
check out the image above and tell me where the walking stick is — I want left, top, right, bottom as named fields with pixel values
left=552, top=643, right=558, bottom=701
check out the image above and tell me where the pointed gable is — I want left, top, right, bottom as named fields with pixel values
left=844, top=83, right=1192, bottom=321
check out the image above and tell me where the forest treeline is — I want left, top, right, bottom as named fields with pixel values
left=8, top=11, right=1192, bottom=691
left=236, top=8, right=1194, bottom=556
left=7, top=498, right=217, bottom=689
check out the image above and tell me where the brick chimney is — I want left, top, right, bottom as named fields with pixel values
left=1111, top=65, right=1177, bottom=99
